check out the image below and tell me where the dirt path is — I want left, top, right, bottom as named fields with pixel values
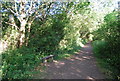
left=34, top=43, right=105, bottom=79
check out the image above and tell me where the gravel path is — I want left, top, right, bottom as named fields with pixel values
left=34, top=43, right=105, bottom=79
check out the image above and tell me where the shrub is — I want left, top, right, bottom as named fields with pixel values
left=2, top=47, right=40, bottom=79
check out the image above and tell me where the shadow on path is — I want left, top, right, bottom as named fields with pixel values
left=35, top=43, right=105, bottom=79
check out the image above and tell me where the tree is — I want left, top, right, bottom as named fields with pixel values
left=1, top=0, right=53, bottom=47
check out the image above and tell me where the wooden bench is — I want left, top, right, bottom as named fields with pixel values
left=40, top=55, right=54, bottom=64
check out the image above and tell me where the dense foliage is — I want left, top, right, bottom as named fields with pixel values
left=1, top=1, right=119, bottom=80
left=92, top=11, right=120, bottom=79
left=2, top=47, right=38, bottom=78
left=1, top=2, right=93, bottom=79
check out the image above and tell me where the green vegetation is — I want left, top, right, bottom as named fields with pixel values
left=1, top=2, right=91, bottom=79
left=92, top=11, right=120, bottom=79
left=2, top=47, right=38, bottom=78
left=0, top=0, right=119, bottom=80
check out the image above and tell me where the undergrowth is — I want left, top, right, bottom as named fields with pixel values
left=92, top=40, right=120, bottom=80
left=1, top=43, right=83, bottom=79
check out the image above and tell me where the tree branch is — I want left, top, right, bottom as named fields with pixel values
left=6, top=7, right=15, bottom=15
left=14, top=0, right=19, bottom=16
left=4, top=22, right=19, bottom=30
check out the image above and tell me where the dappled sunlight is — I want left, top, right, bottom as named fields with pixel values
left=74, top=51, right=79, bottom=54
left=80, top=50, right=91, bottom=54
left=82, top=56, right=91, bottom=60
left=44, top=43, right=105, bottom=79
left=1, top=0, right=119, bottom=79
left=83, top=45, right=89, bottom=48
left=47, top=60, right=66, bottom=69
left=0, top=40, right=8, bottom=53
left=74, top=57, right=83, bottom=61
left=76, top=69, right=81, bottom=73
left=79, top=42, right=85, bottom=47
left=71, top=55, right=93, bottom=61
left=69, top=58, right=75, bottom=61
left=86, top=76, right=95, bottom=80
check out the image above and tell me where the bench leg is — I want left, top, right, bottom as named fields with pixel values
left=51, top=57, right=53, bottom=62
left=44, top=59, right=47, bottom=66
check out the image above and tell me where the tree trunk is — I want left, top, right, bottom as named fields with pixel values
left=19, top=20, right=26, bottom=47
left=25, top=22, right=32, bottom=46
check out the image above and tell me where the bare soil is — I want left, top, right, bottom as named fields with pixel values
left=34, top=43, right=105, bottom=79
